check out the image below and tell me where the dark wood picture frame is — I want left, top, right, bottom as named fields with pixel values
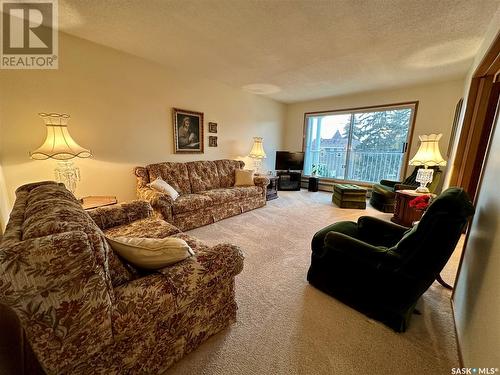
left=209, top=136, right=218, bottom=147
left=173, top=108, right=204, bottom=153
left=208, top=122, right=218, bottom=133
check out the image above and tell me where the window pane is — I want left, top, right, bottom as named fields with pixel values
left=303, top=105, right=414, bottom=184
left=347, top=109, right=411, bottom=183
left=304, top=114, right=351, bottom=178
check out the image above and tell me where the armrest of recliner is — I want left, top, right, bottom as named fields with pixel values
left=311, top=221, right=360, bottom=255
left=357, top=216, right=409, bottom=246
left=395, top=183, right=418, bottom=191
left=379, top=179, right=399, bottom=188
left=137, top=187, right=174, bottom=222
left=324, top=231, right=393, bottom=262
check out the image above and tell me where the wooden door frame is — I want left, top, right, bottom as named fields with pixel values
left=448, top=32, right=500, bottom=201
left=449, top=31, right=500, bottom=368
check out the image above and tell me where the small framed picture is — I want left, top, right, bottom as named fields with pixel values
left=173, top=108, right=204, bottom=153
left=209, top=136, right=218, bottom=147
left=208, top=122, right=218, bottom=133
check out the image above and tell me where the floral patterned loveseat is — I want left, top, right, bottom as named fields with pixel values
left=0, top=181, right=244, bottom=374
left=135, top=159, right=270, bottom=231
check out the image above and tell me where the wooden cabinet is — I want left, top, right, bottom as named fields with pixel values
left=277, top=171, right=301, bottom=191
left=391, top=190, right=434, bottom=227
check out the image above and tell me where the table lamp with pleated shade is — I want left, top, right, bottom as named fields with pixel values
left=248, top=137, right=266, bottom=173
left=30, top=113, right=91, bottom=194
left=408, top=133, right=447, bottom=193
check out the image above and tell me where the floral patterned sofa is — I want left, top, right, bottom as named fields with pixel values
left=0, top=181, right=244, bottom=374
left=135, top=159, right=270, bottom=231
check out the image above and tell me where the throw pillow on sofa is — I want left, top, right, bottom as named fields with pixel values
left=234, top=169, right=255, bottom=186
left=106, top=236, right=194, bottom=269
left=148, top=178, right=179, bottom=200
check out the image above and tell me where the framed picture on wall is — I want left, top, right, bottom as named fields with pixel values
left=208, top=122, right=218, bottom=133
left=209, top=136, right=218, bottom=147
left=447, top=98, right=463, bottom=157
left=173, top=108, right=204, bottom=153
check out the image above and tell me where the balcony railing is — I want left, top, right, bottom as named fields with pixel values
left=306, top=149, right=404, bottom=183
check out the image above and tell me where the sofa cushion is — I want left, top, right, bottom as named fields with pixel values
left=173, top=194, right=213, bottom=214
left=199, top=188, right=240, bottom=204
left=146, top=162, right=192, bottom=194
left=187, top=161, right=221, bottom=193
left=215, top=159, right=244, bottom=188
left=103, top=217, right=181, bottom=238
left=88, top=201, right=154, bottom=231
left=231, top=186, right=264, bottom=198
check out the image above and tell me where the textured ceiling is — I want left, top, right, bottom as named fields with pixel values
left=58, top=0, right=500, bottom=103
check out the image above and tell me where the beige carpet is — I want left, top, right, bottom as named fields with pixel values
left=166, top=190, right=460, bottom=375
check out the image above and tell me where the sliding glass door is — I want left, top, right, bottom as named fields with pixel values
left=303, top=103, right=416, bottom=183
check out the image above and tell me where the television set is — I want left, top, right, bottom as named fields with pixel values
left=275, top=151, right=305, bottom=171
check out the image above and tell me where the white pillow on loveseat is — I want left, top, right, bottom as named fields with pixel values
left=148, top=178, right=179, bottom=200
left=106, top=236, right=194, bottom=269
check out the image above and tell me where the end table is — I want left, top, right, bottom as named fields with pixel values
left=80, top=195, right=117, bottom=210
left=391, top=190, right=435, bottom=227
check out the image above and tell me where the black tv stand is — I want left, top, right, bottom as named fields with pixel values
left=277, top=171, right=301, bottom=191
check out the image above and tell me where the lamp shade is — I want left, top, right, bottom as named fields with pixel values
left=249, top=137, right=266, bottom=159
left=30, top=113, right=92, bottom=160
left=409, top=133, right=447, bottom=167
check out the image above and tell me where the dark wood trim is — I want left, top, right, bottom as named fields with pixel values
left=449, top=32, right=500, bottom=197
left=302, top=100, right=419, bottom=117
left=474, top=30, right=500, bottom=77
left=301, top=101, right=418, bottom=182
left=452, top=91, right=500, bottom=302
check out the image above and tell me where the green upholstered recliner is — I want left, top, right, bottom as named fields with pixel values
left=370, top=166, right=442, bottom=212
left=307, top=187, right=474, bottom=332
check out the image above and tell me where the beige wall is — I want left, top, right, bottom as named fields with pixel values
left=0, top=32, right=285, bottom=208
left=284, top=79, right=465, bottom=180
left=452, top=10, right=500, bottom=368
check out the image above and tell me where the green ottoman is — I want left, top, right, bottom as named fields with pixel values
left=332, top=183, right=367, bottom=209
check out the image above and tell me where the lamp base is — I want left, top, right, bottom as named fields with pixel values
left=414, top=168, right=434, bottom=194
left=415, top=186, right=430, bottom=193
left=54, top=160, right=80, bottom=194
left=252, top=158, right=264, bottom=175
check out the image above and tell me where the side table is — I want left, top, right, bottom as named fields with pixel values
left=266, top=176, right=279, bottom=201
left=391, top=190, right=435, bottom=227
left=80, top=195, right=117, bottom=210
